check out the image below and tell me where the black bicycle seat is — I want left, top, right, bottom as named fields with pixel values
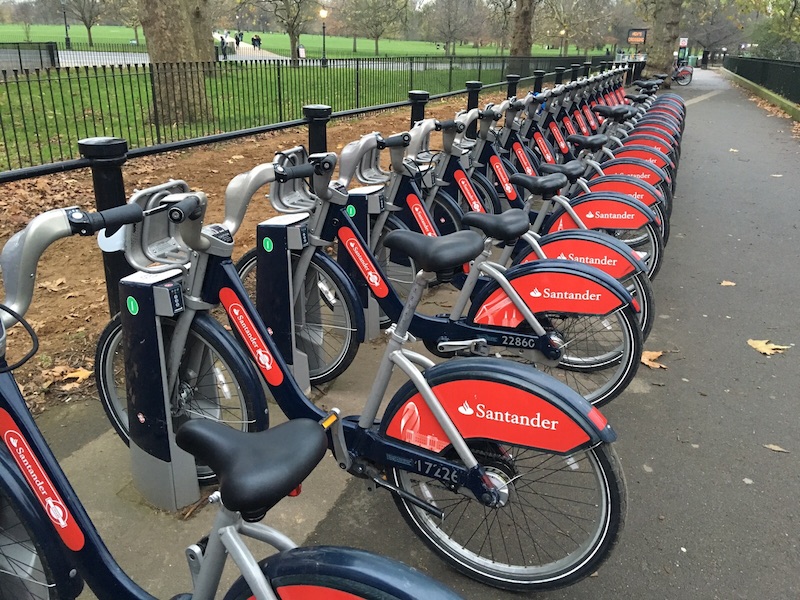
left=461, top=208, right=530, bottom=242
left=381, top=229, right=484, bottom=274
left=625, top=93, right=650, bottom=104
left=566, top=133, right=609, bottom=152
left=176, top=419, right=327, bottom=521
left=509, top=172, right=568, bottom=198
left=653, top=73, right=670, bottom=79
left=592, top=105, right=631, bottom=123
left=539, top=160, right=585, bottom=183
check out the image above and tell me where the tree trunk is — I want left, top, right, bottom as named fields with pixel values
left=290, top=32, right=299, bottom=60
left=139, top=0, right=211, bottom=124
left=509, top=0, right=533, bottom=56
left=352, top=35, right=357, bottom=52
left=184, top=0, right=215, bottom=62
left=509, top=0, right=534, bottom=76
left=87, top=25, right=93, bottom=46
left=134, top=26, right=140, bottom=44
left=374, top=37, right=379, bottom=56
left=647, top=0, right=685, bottom=85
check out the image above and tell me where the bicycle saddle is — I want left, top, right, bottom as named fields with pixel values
left=461, top=208, right=530, bottom=242
left=176, top=419, right=328, bottom=521
left=509, top=172, right=568, bottom=198
left=381, top=229, right=484, bottom=274
left=592, top=105, right=631, bottom=123
left=625, top=93, right=650, bottom=104
left=653, top=73, right=670, bottom=79
left=539, top=160, right=585, bottom=184
left=566, top=134, right=609, bottom=152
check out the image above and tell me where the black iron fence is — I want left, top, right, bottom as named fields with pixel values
left=0, top=42, right=60, bottom=71
left=0, top=54, right=597, bottom=176
left=723, top=56, right=800, bottom=103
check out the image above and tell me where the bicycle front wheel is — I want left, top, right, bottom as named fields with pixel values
left=0, top=489, right=57, bottom=600
left=223, top=546, right=463, bottom=600
left=391, top=442, right=627, bottom=591
left=236, top=249, right=360, bottom=384
left=95, top=314, right=266, bottom=483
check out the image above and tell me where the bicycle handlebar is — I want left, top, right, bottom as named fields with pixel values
left=275, top=162, right=317, bottom=182
left=378, top=132, right=411, bottom=149
left=1, top=206, right=144, bottom=328
left=167, top=195, right=203, bottom=223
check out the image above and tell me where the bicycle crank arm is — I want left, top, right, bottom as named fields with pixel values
left=436, top=339, right=489, bottom=355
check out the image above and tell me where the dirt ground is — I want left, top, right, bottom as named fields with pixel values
left=0, top=92, right=508, bottom=414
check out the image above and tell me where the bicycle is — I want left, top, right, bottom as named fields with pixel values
left=0, top=203, right=463, bottom=600
left=94, top=163, right=628, bottom=590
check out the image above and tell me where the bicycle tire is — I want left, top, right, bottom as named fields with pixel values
left=391, top=440, right=627, bottom=591
left=675, top=73, right=692, bottom=86
left=428, top=190, right=464, bottom=237
left=236, top=249, right=360, bottom=384
left=0, top=488, right=57, bottom=600
left=222, top=546, right=463, bottom=600
left=95, top=314, right=267, bottom=483
left=606, top=221, right=665, bottom=280
left=467, top=170, right=502, bottom=214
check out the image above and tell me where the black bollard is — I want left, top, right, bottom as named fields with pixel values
left=408, top=90, right=429, bottom=128
left=506, top=74, right=520, bottom=98
left=79, top=137, right=133, bottom=318
left=533, top=69, right=546, bottom=93
left=571, top=63, right=581, bottom=82
left=554, top=66, right=565, bottom=85
left=303, top=104, right=332, bottom=154
left=465, top=81, right=482, bottom=139
left=583, top=61, right=592, bottom=78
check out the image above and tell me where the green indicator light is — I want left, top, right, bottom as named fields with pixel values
left=346, top=205, right=357, bottom=217
left=126, top=297, right=139, bottom=316
left=263, top=238, right=274, bottom=252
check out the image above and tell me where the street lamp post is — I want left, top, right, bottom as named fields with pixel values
left=319, top=8, right=328, bottom=67
left=60, top=0, right=71, bottom=49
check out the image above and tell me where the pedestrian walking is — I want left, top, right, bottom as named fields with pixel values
left=220, top=35, right=228, bottom=60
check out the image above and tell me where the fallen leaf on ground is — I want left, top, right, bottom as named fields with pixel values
left=763, top=443, right=790, bottom=453
left=720, top=280, right=736, bottom=286
left=770, top=174, right=783, bottom=178
left=642, top=350, right=668, bottom=369
left=729, top=148, right=739, bottom=152
left=39, top=278, right=67, bottom=292
left=59, top=382, right=81, bottom=391
left=64, top=368, right=93, bottom=383
left=747, top=339, right=790, bottom=356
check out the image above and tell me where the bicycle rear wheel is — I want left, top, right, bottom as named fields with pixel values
left=391, top=442, right=627, bottom=591
left=95, top=314, right=266, bottom=483
left=0, top=489, right=56, bottom=600
left=236, top=248, right=360, bottom=384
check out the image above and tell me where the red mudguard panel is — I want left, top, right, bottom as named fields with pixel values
left=278, top=586, right=364, bottom=599
left=592, top=161, right=669, bottom=186
left=532, top=237, right=637, bottom=279
left=613, top=147, right=669, bottom=170
left=472, top=269, right=626, bottom=326
left=582, top=179, right=662, bottom=207
left=384, top=379, right=591, bottom=454
left=547, top=198, right=653, bottom=232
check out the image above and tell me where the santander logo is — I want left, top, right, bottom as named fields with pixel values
left=489, top=156, right=516, bottom=200
left=339, top=227, right=389, bottom=298
left=530, top=287, right=602, bottom=301
left=406, top=194, right=437, bottom=236
left=0, top=410, right=85, bottom=551
left=513, top=142, right=536, bottom=174
left=585, top=210, right=636, bottom=220
left=457, top=400, right=559, bottom=430
left=219, top=288, right=284, bottom=385
left=455, top=170, right=485, bottom=213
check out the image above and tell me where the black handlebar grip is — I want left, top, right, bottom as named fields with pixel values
left=168, top=195, right=203, bottom=223
left=79, top=203, right=144, bottom=236
left=275, top=162, right=317, bottom=183
left=379, top=132, right=411, bottom=149
left=437, top=120, right=465, bottom=133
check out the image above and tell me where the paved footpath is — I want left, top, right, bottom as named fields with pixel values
left=40, top=68, right=800, bottom=599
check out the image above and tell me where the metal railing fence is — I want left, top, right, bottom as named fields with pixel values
left=0, top=54, right=597, bottom=176
left=723, top=56, right=800, bottom=103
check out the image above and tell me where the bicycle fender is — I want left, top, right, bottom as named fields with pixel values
left=543, top=191, right=659, bottom=233
left=0, top=448, right=85, bottom=599
left=380, top=357, right=615, bottom=456
left=468, top=258, right=633, bottom=325
left=311, top=251, right=367, bottom=343
left=579, top=175, right=665, bottom=209
left=224, top=546, right=464, bottom=600
left=621, top=134, right=676, bottom=158
left=529, top=229, right=646, bottom=279
left=591, top=157, right=671, bottom=188
left=612, top=144, right=674, bottom=171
